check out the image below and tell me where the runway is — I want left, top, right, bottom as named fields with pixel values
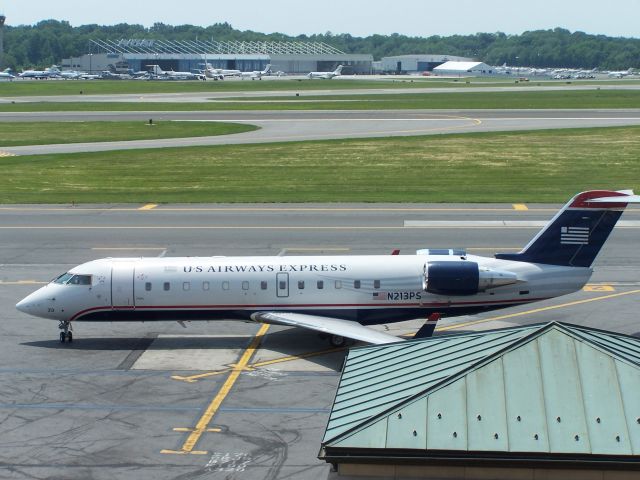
left=2, top=109, right=640, bottom=155
left=1, top=203, right=639, bottom=478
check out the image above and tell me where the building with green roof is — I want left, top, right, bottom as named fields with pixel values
left=319, top=322, right=640, bottom=478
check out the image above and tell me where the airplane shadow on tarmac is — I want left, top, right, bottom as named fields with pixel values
left=21, top=327, right=348, bottom=372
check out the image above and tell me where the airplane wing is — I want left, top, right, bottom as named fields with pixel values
left=250, top=311, right=403, bottom=344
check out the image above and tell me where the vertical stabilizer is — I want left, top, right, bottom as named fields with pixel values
left=495, top=190, right=640, bottom=267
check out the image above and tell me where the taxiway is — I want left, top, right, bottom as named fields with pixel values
left=1, top=204, right=639, bottom=478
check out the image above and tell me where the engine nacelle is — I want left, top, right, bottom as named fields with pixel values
left=424, top=261, right=520, bottom=296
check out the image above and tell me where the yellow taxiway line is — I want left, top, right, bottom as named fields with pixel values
left=172, top=345, right=346, bottom=383
left=171, top=287, right=638, bottom=384
left=161, top=323, right=270, bottom=455
left=436, top=289, right=640, bottom=332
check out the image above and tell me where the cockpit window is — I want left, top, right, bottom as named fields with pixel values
left=53, top=273, right=92, bottom=285
left=68, top=275, right=92, bottom=285
left=53, top=273, right=74, bottom=284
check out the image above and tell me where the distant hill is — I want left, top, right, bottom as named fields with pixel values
left=2, top=20, right=639, bottom=71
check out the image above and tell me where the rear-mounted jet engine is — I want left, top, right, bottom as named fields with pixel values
left=423, top=261, right=520, bottom=296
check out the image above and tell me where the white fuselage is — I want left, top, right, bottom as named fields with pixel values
left=16, top=254, right=591, bottom=325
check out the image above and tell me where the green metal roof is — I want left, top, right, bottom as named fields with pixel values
left=322, top=322, right=640, bottom=456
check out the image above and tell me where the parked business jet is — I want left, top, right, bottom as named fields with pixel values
left=16, top=190, right=639, bottom=346
left=308, top=65, right=343, bottom=79
left=240, top=64, right=272, bottom=80
left=0, top=68, right=15, bottom=79
left=146, top=65, right=205, bottom=81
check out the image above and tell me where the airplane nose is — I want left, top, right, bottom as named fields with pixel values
left=16, top=289, right=50, bottom=318
left=16, top=296, right=35, bottom=315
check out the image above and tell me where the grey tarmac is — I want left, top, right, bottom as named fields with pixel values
left=2, top=109, right=640, bottom=155
left=1, top=204, right=639, bottom=479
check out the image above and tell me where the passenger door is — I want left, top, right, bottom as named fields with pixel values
left=111, top=262, right=135, bottom=309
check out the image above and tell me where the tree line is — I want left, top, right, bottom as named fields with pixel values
left=2, top=20, right=639, bottom=71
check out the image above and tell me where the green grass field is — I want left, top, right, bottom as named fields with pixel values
left=0, top=121, right=257, bottom=147
left=1, top=126, right=637, bottom=204
left=0, top=78, right=497, bottom=96
left=1, top=78, right=639, bottom=97
left=2, top=90, right=639, bottom=111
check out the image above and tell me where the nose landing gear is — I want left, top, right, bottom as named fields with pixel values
left=58, top=320, right=73, bottom=343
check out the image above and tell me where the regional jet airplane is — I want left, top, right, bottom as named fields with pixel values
left=16, top=190, right=639, bottom=346
left=308, top=65, right=343, bottom=79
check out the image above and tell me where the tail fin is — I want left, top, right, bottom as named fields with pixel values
left=496, top=190, right=640, bottom=267
left=334, top=65, right=343, bottom=75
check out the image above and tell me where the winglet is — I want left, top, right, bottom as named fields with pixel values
left=414, top=313, right=440, bottom=339
left=391, top=249, right=400, bottom=255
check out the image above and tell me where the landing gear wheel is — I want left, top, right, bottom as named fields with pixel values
left=329, top=335, right=346, bottom=347
left=58, top=320, right=73, bottom=344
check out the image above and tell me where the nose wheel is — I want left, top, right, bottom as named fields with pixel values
left=58, top=320, right=73, bottom=343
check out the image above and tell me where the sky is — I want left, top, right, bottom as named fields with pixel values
left=3, top=0, right=640, bottom=38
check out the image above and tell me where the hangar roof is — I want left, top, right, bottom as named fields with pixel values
left=90, top=38, right=345, bottom=56
left=321, top=322, right=640, bottom=460
left=433, top=61, right=488, bottom=71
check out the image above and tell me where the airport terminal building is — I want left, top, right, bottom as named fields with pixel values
left=62, top=39, right=373, bottom=75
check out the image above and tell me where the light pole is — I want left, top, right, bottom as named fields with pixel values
left=89, top=53, right=93, bottom=74
left=0, top=13, right=6, bottom=70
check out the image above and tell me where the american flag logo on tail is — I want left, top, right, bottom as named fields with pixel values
left=372, top=292, right=388, bottom=300
left=561, top=226, right=590, bottom=245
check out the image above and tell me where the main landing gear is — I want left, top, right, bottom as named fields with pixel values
left=58, top=320, right=73, bottom=343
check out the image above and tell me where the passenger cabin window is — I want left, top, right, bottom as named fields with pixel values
left=222, top=281, right=230, bottom=291
left=298, top=280, right=305, bottom=290
left=242, top=281, right=249, bottom=291
left=261, top=281, right=268, bottom=290
left=354, top=280, right=361, bottom=289
left=183, top=282, right=190, bottom=291
left=317, top=281, right=324, bottom=290
left=145, top=282, right=152, bottom=292
left=163, top=282, right=170, bottom=291
left=374, top=280, right=381, bottom=289
left=335, top=280, right=342, bottom=289
left=203, top=281, right=210, bottom=291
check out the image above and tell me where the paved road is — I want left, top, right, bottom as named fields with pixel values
left=2, top=109, right=640, bottom=155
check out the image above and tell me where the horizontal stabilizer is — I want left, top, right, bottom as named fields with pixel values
left=251, top=311, right=402, bottom=344
left=586, top=195, right=640, bottom=203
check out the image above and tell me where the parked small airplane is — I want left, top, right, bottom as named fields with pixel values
left=16, top=190, right=639, bottom=346
left=608, top=68, right=634, bottom=78
left=308, top=65, right=343, bottom=79
left=240, top=64, right=272, bottom=80
left=146, top=64, right=205, bottom=80
left=19, top=68, right=53, bottom=79
left=0, top=68, right=15, bottom=79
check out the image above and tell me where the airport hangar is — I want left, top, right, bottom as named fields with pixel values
left=378, top=54, right=473, bottom=74
left=61, top=38, right=373, bottom=75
